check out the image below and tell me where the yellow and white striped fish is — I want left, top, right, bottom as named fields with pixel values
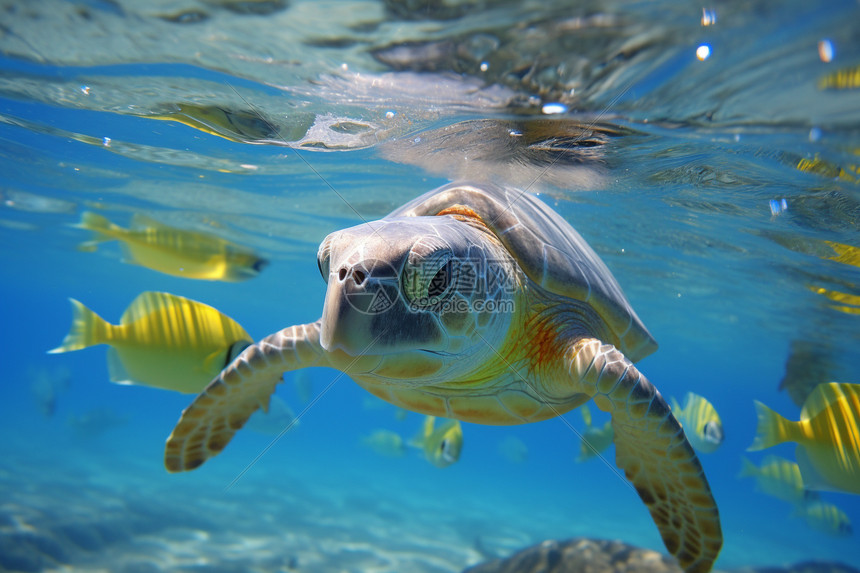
left=671, top=392, right=724, bottom=454
left=738, top=455, right=818, bottom=506
left=818, top=65, right=860, bottom=90
left=410, top=416, right=463, bottom=468
left=794, top=501, right=853, bottom=536
left=749, top=382, right=860, bottom=495
left=362, top=429, right=407, bottom=458
left=75, top=211, right=267, bottom=281
left=50, top=291, right=252, bottom=394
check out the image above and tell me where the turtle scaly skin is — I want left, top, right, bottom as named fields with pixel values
left=164, top=182, right=722, bottom=572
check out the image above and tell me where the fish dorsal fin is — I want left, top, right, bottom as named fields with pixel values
left=119, top=291, right=187, bottom=325
left=423, top=415, right=436, bottom=439
left=409, top=415, right=436, bottom=449
left=800, top=382, right=840, bottom=421
left=760, top=453, right=792, bottom=467
left=130, top=212, right=171, bottom=230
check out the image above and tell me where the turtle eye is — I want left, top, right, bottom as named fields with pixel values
left=427, top=261, right=452, bottom=299
left=317, top=237, right=332, bottom=283
left=402, top=248, right=456, bottom=309
left=317, top=258, right=328, bottom=283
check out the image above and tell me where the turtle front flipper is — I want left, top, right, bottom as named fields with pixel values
left=566, top=338, right=722, bottom=573
left=165, top=321, right=326, bottom=472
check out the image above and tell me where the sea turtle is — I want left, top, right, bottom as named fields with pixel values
left=164, top=181, right=722, bottom=572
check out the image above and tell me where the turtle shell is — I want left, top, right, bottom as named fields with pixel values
left=388, top=181, right=657, bottom=362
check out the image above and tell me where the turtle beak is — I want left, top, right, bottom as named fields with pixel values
left=319, top=261, right=399, bottom=354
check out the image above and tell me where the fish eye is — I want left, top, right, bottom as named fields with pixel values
left=704, top=421, right=724, bottom=442
left=439, top=439, right=448, bottom=452
left=253, top=258, right=269, bottom=273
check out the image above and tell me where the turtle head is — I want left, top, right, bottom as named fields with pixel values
left=316, top=216, right=517, bottom=382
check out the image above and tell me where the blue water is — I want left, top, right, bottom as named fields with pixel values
left=2, top=1, right=860, bottom=571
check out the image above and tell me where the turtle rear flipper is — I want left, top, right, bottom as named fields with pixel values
left=165, top=322, right=325, bottom=472
left=567, top=338, right=722, bottom=573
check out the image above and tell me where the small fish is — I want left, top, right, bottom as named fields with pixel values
left=50, top=291, right=253, bottom=394
left=577, top=404, right=613, bottom=462
left=74, top=211, right=267, bottom=281
left=794, top=501, right=852, bottom=536
left=749, top=382, right=860, bottom=495
left=809, top=285, right=860, bottom=315
left=497, top=435, right=528, bottom=463
left=796, top=155, right=859, bottom=184
left=361, top=429, right=406, bottom=458
left=67, top=407, right=129, bottom=439
left=29, top=365, right=71, bottom=417
left=671, top=392, right=724, bottom=454
left=411, top=416, right=463, bottom=468
left=738, top=455, right=818, bottom=506
left=818, top=65, right=860, bottom=90
left=146, top=103, right=282, bottom=144
left=245, top=395, right=299, bottom=436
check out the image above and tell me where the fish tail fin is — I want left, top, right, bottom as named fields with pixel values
left=48, top=298, right=111, bottom=353
left=738, top=456, right=758, bottom=479
left=75, top=211, right=121, bottom=250
left=748, top=400, right=794, bottom=451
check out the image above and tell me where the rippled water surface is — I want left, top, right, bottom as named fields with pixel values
left=2, top=1, right=859, bottom=571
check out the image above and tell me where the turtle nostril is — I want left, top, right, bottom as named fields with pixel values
left=353, top=269, right=366, bottom=285
left=338, top=267, right=348, bottom=281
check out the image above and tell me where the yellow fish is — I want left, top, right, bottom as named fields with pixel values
left=147, top=103, right=280, bottom=144
left=576, top=403, right=614, bottom=462
left=749, top=382, right=860, bottom=495
left=411, top=416, right=463, bottom=468
left=671, top=392, right=724, bottom=454
left=809, top=285, right=860, bottom=315
left=796, top=155, right=859, bottom=184
left=738, top=455, right=818, bottom=506
left=794, top=501, right=852, bottom=536
left=49, top=291, right=253, bottom=394
left=497, top=435, right=528, bottom=463
left=818, top=65, right=860, bottom=90
left=75, top=211, right=267, bottom=281
left=824, top=240, right=860, bottom=268
left=361, top=429, right=406, bottom=458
